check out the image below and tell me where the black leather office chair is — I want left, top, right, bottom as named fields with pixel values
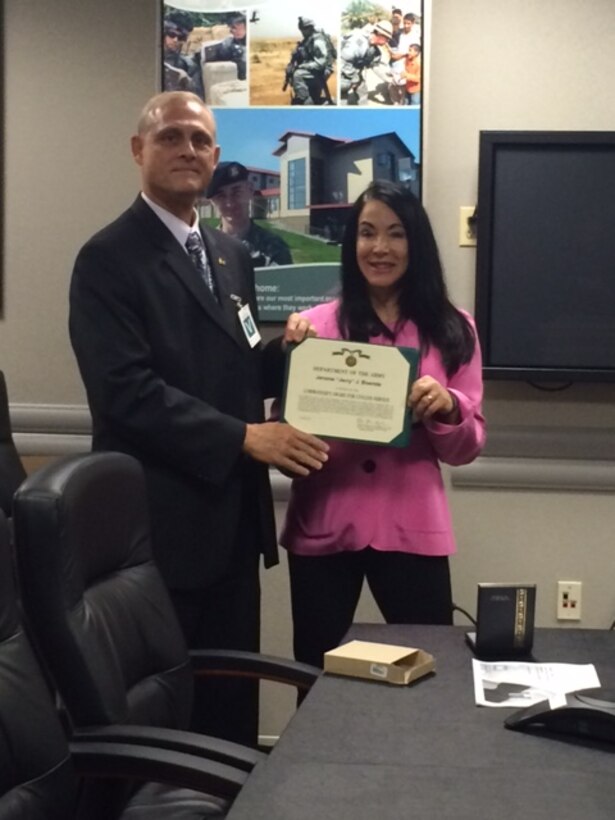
left=0, top=507, right=78, bottom=818
left=11, top=453, right=318, bottom=787
left=0, top=371, right=26, bottom=516
left=0, top=506, right=246, bottom=820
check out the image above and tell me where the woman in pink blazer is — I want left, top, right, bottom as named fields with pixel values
left=281, top=180, right=486, bottom=668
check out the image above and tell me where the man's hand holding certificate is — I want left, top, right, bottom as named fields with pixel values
left=282, top=338, right=419, bottom=447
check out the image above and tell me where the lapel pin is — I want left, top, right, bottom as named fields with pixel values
left=218, top=257, right=226, bottom=265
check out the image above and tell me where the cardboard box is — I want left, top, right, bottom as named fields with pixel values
left=324, top=640, right=435, bottom=685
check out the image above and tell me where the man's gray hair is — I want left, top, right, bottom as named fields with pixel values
left=136, top=91, right=212, bottom=135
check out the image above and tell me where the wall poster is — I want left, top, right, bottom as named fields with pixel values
left=161, top=0, right=423, bottom=321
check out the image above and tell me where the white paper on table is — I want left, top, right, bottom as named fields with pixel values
left=472, top=659, right=600, bottom=708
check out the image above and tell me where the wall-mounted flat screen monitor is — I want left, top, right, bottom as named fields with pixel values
left=475, top=130, right=615, bottom=382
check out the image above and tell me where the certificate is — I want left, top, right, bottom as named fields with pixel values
left=282, top=338, right=419, bottom=447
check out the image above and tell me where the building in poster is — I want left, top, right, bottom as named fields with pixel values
left=274, top=129, right=419, bottom=242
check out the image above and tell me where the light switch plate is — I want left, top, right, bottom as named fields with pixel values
left=459, top=206, right=477, bottom=247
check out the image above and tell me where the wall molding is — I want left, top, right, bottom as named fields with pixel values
left=10, top=403, right=91, bottom=434
left=11, top=403, right=91, bottom=456
left=451, top=458, right=615, bottom=492
left=10, top=404, right=615, bottom=492
left=270, top=470, right=292, bottom=502
left=479, top=425, right=615, bottom=462
left=450, top=425, right=615, bottom=492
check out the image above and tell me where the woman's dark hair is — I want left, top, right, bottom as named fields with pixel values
left=337, top=179, right=475, bottom=375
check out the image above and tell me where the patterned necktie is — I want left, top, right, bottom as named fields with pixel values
left=185, top=231, right=217, bottom=298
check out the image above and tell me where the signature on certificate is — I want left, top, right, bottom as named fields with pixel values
left=357, top=418, right=390, bottom=433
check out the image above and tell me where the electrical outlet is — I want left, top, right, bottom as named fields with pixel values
left=458, top=206, right=477, bottom=247
left=557, top=581, right=582, bottom=620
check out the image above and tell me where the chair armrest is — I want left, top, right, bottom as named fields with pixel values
left=190, top=649, right=321, bottom=691
left=70, top=738, right=247, bottom=799
left=73, top=724, right=264, bottom=772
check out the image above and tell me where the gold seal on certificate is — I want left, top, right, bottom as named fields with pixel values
left=282, top=338, right=420, bottom=447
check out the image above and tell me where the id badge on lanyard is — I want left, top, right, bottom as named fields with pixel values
left=231, top=294, right=261, bottom=348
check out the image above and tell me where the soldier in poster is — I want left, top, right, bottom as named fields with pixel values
left=207, top=162, right=293, bottom=268
left=340, top=20, right=393, bottom=106
left=162, top=11, right=204, bottom=98
left=284, top=17, right=336, bottom=105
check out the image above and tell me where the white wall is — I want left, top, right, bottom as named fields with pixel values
left=3, top=0, right=615, bottom=737
left=423, top=0, right=615, bottom=638
left=2, top=0, right=158, bottom=400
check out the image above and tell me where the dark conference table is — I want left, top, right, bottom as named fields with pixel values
left=226, top=624, right=615, bottom=820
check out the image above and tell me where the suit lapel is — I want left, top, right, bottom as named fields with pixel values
left=201, top=228, right=248, bottom=347
left=130, top=197, right=244, bottom=347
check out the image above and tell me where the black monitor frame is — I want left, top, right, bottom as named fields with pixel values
left=475, top=130, right=615, bottom=383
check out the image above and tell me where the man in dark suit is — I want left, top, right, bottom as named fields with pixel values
left=69, top=91, right=328, bottom=746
